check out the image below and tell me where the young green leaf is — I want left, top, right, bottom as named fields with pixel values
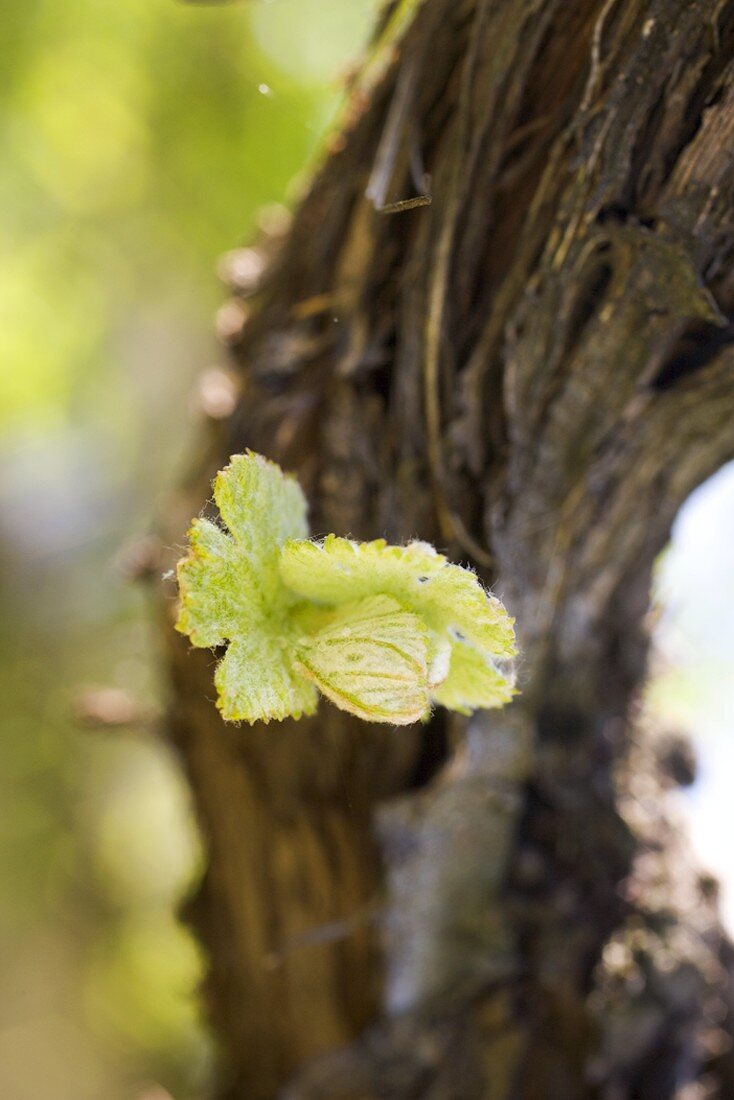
left=293, top=595, right=431, bottom=725
left=176, top=516, right=250, bottom=648
left=215, top=633, right=318, bottom=724
left=175, top=451, right=518, bottom=726
left=213, top=451, right=309, bottom=563
left=279, top=535, right=517, bottom=658
left=176, top=451, right=314, bottom=722
left=177, top=452, right=308, bottom=634
left=431, top=640, right=516, bottom=715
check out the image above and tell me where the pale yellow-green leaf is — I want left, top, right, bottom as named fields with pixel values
left=176, top=451, right=518, bottom=726
left=176, top=517, right=255, bottom=647
left=213, top=450, right=308, bottom=606
left=176, top=451, right=314, bottom=723
left=431, top=641, right=516, bottom=715
left=294, top=595, right=431, bottom=725
left=280, top=535, right=516, bottom=658
left=215, top=634, right=318, bottom=724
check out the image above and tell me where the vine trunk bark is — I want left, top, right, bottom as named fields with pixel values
left=157, top=1, right=734, bottom=1096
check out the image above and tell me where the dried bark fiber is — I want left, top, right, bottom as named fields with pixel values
left=159, top=1, right=734, bottom=1096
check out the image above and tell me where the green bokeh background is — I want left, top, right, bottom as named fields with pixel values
left=0, top=2, right=372, bottom=1096
left=1, top=2, right=732, bottom=1098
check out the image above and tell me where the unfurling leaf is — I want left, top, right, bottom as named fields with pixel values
left=175, top=451, right=310, bottom=722
left=176, top=451, right=517, bottom=726
left=294, top=595, right=431, bottom=725
left=215, top=634, right=318, bottom=724
left=431, top=640, right=517, bottom=715
left=280, top=535, right=517, bottom=657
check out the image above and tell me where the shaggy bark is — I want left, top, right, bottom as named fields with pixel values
left=158, top=0, right=734, bottom=1096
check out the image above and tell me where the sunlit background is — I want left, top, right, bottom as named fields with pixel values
left=652, top=464, right=734, bottom=931
left=0, top=2, right=374, bottom=1096
left=0, top=2, right=731, bottom=1097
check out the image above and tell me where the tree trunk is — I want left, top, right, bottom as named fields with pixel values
left=157, top=0, right=734, bottom=1096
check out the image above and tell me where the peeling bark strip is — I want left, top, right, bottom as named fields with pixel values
left=159, top=1, right=734, bottom=1097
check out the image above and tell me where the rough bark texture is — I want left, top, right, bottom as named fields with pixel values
left=157, top=1, right=734, bottom=1096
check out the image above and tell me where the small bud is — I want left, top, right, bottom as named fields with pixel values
left=216, top=247, right=265, bottom=294
left=215, top=299, right=249, bottom=346
left=196, top=367, right=239, bottom=420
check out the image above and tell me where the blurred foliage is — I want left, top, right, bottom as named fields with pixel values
left=0, top=0, right=374, bottom=436
left=0, top=0, right=373, bottom=1096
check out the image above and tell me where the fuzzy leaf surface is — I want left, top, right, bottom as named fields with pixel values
left=294, top=595, right=431, bottom=724
left=431, top=641, right=516, bottom=715
left=280, top=535, right=517, bottom=658
left=176, top=451, right=313, bottom=723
